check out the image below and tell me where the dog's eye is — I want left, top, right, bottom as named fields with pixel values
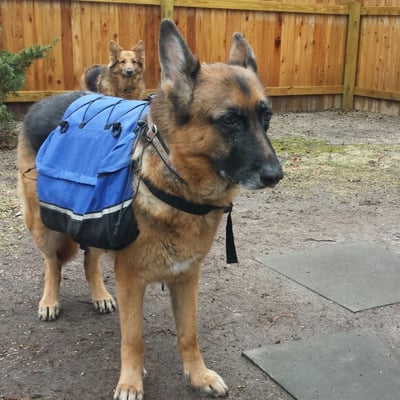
left=261, top=108, right=272, bottom=129
left=132, top=59, right=137, bottom=64
left=219, top=108, right=244, bottom=127
left=222, top=114, right=239, bottom=126
left=119, top=59, right=126, bottom=64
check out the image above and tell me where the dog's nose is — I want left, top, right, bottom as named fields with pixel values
left=260, top=163, right=283, bottom=187
left=126, top=69, right=134, bottom=76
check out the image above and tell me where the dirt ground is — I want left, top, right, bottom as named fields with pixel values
left=0, top=110, right=399, bottom=400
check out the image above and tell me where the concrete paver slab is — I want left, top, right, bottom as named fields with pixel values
left=256, top=242, right=400, bottom=312
left=243, top=330, right=400, bottom=400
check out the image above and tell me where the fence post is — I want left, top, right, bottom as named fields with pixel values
left=342, top=1, right=361, bottom=111
left=161, top=0, right=174, bottom=19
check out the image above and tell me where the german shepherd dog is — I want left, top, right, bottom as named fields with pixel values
left=18, top=19, right=282, bottom=399
left=80, top=39, right=145, bottom=99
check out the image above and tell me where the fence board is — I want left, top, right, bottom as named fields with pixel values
left=60, top=2, right=74, bottom=89
left=174, top=0, right=349, bottom=15
left=357, top=15, right=400, bottom=93
left=342, top=0, right=361, bottom=110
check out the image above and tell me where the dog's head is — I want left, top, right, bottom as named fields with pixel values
left=109, top=40, right=145, bottom=78
left=151, top=20, right=283, bottom=193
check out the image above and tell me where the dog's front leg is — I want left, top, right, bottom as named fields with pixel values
left=169, top=266, right=229, bottom=398
left=114, top=260, right=146, bottom=400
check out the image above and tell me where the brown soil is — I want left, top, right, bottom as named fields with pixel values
left=1, top=110, right=399, bottom=400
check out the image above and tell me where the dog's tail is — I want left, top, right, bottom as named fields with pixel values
left=81, top=65, right=103, bottom=92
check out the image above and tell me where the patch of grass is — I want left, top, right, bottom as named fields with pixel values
left=272, top=135, right=400, bottom=193
left=273, top=136, right=348, bottom=157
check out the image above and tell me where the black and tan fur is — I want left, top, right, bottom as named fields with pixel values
left=18, top=20, right=282, bottom=399
left=80, top=40, right=145, bottom=99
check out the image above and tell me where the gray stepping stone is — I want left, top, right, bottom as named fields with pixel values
left=256, top=242, right=400, bottom=312
left=243, top=330, right=400, bottom=400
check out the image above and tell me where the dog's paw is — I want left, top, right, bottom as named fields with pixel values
left=38, top=304, right=60, bottom=321
left=93, top=296, right=117, bottom=314
left=185, top=369, right=229, bottom=398
left=113, top=384, right=144, bottom=400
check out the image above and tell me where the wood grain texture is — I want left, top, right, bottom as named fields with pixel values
left=1, top=0, right=399, bottom=114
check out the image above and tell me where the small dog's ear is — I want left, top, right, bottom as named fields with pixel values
left=227, top=33, right=258, bottom=73
left=109, top=40, right=121, bottom=65
left=158, top=19, right=200, bottom=120
left=132, top=40, right=145, bottom=64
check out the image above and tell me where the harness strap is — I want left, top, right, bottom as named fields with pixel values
left=142, top=177, right=223, bottom=215
left=145, top=125, right=185, bottom=183
left=225, top=207, right=238, bottom=264
left=141, top=177, right=238, bottom=264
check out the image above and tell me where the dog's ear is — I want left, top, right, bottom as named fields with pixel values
left=227, top=33, right=258, bottom=73
left=109, top=40, right=121, bottom=65
left=132, top=40, right=145, bottom=64
left=158, top=19, right=200, bottom=121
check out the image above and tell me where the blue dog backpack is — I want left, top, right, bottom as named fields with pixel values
left=36, top=93, right=150, bottom=250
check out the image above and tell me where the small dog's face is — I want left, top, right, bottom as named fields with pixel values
left=109, top=40, right=145, bottom=78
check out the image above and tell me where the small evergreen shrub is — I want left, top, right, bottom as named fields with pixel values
left=0, top=28, right=58, bottom=136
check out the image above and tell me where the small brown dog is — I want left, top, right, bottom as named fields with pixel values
left=80, top=40, right=145, bottom=99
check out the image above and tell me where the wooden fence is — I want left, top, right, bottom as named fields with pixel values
left=1, top=0, right=400, bottom=115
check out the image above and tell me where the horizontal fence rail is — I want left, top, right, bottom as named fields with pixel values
left=1, top=0, right=399, bottom=114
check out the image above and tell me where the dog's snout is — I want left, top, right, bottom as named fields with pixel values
left=260, top=162, right=283, bottom=187
left=125, top=69, right=134, bottom=76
